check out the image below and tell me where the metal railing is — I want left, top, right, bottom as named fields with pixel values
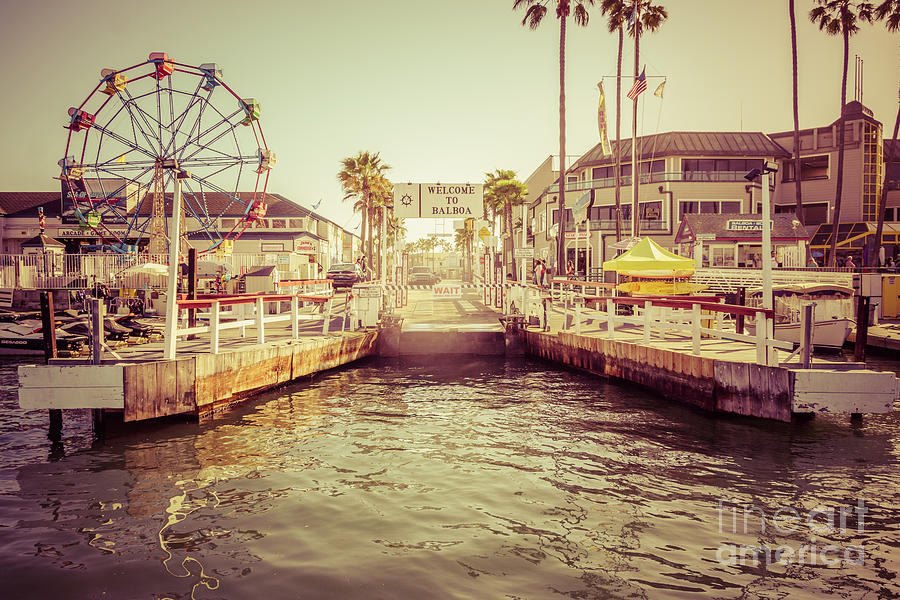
left=0, top=253, right=330, bottom=291
left=546, top=171, right=777, bottom=194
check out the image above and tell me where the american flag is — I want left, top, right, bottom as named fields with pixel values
left=627, top=68, right=647, bottom=101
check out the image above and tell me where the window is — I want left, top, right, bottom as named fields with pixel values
left=221, top=218, right=236, bottom=229
left=271, top=219, right=286, bottom=228
left=254, top=219, right=269, bottom=228
left=720, top=201, right=741, bottom=214
left=289, top=218, right=305, bottom=229
left=551, top=208, right=573, bottom=224
left=639, top=201, right=662, bottom=220
left=710, top=245, right=735, bottom=267
left=261, top=242, right=284, bottom=252
left=782, top=155, right=829, bottom=182
left=682, top=158, right=763, bottom=179
left=679, top=200, right=742, bottom=221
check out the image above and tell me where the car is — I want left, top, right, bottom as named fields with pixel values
left=409, top=266, right=440, bottom=286
left=326, top=263, right=364, bottom=289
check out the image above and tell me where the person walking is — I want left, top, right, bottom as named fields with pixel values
left=845, top=255, right=856, bottom=270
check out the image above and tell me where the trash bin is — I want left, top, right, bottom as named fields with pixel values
left=352, top=283, right=383, bottom=329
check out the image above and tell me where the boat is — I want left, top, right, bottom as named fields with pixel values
left=0, top=321, right=88, bottom=356
left=745, top=283, right=855, bottom=350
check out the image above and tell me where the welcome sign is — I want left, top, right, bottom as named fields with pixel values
left=394, top=183, right=483, bottom=219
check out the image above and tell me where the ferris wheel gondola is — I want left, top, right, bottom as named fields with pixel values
left=59, top=52, right=275, bottom=255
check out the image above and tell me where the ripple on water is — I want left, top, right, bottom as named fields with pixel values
left=0, top=355, right=898, bottom=599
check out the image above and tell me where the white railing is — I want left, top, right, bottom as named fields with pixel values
left=691, top=267, right=853, bottom=295
left=174, top=293, right=341, bottom=355
left=510, top=288, right=790, bottom=366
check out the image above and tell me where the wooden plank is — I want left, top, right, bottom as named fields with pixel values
left=19, top=365, right=124, bottom=388
left=124, top=362, right=155, bottom=422
left=766, top=366, right=792, bottom=421
left=156, top=360, right=177, bottom=417
left=174, top=358, right=196, bottom=415
left=19, top=387, right=123, bottom=409
left=792, top=370, right=897, bottom=414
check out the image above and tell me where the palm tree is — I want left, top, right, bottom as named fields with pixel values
left=872, top=0, right=899, bottom=264
left=809, top=0, right=874, bottom=266
left=790, top=0, right=804, bottom=226
left=337, top=151, right=391, bottom=267
left=600, top=0, right=627, bottom=243
left=513, top=0, right=593, bottom=272
left=484, top=169, right=528, bottom=279
left=623, top=0, right=667, bottom=238
left=455, top=220, right=475, bottom=281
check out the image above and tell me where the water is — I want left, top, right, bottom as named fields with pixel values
left=1, top=355, right=899, bottom=600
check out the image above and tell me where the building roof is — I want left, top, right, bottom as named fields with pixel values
left=245, top=265, right=277, bottom=277
left=187, top=230, right=324, bottom=241
left=674, top=213, right=810, bottom=243
left=885, top=139, right=899, bottom=161
left=573, top=132, right=790, bottom=170
left=21, top=232, right=65, bottom=248
left=0, top=191, right=358, bottom=239
left=0, top=192, right=61, bottom=217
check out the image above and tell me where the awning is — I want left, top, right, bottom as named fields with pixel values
left=809, top=222, right=900, bottom=250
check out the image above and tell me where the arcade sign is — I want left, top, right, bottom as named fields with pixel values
left=393, top=183, right=483, bottom=219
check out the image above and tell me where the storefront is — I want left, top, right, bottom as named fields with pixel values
left=674, top=214, right=810, bottom=268
left=808, top=222, right=900, bottom=265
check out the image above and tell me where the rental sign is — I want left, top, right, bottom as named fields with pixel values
left=393, top=183, right=483, bottom=219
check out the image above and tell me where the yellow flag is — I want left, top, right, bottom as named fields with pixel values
left=116, top=153, right=126, bottom=164
left=597, top=82, right=612, bottom=156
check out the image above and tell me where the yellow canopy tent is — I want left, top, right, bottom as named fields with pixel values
left=603, top=238, right=703, bottom=295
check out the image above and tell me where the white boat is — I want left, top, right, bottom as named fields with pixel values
left=745, top=283, right=855, bottom=350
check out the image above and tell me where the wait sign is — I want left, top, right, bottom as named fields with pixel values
left=432, top=283, right=462, bottom=299
left=394, top=183, right=483, bottom=219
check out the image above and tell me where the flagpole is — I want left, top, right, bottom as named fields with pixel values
left=631, top=79, right=639, bottom=240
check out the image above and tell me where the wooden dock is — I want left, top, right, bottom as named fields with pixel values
left=19, top=294, right=378, bottom=421
left=17, top=283, right=899, bottom=425
left=515, top=289, right=898, bottom=422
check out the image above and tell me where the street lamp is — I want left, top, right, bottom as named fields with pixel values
left=163, top=164, right=191, bottom=360
left=746, top=161, right=778, bottom=364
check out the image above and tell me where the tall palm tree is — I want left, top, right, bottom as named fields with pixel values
left=623, top=0, right=667, bottom=238
left=485, top=169, right=528, bottom=279
left=337, top=151, right=391, bottom=267
left=455, top=220, right=475, bottom=281
left=600, top=0, right=627, bottom=243
left=790, top=0, right=804, bottom=226
left=809, top=0, right=874, bottom=266
left=872, top=0, right=899, bottom=264
left=513, top=0, right=593, bottom=272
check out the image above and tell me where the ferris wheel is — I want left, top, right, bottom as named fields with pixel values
left=59, top=52, right=275, bottom=255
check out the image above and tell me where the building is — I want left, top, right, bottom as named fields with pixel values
left=0, top=191, right=360, bottom=274
left=521, top=101, right=900, bottom=270
left=525, top=132, right=788, bottom=272
left=769, top=101, right=900, bottom=261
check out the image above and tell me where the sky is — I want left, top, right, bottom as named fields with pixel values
left=0, top=0, right=897, bottom=243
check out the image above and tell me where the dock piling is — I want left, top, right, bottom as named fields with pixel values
left=854, top=296, right=870, bottom=363
left=40, top=291, right=62, bottom=442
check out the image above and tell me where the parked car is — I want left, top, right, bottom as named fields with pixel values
left=326, top=263, right=364, bottom=289
left=409, top=266, right=440, bottom=285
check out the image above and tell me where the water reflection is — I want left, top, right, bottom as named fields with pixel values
left=1, top=356, right=898, bottom=599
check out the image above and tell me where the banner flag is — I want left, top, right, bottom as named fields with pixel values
left=597, top=81, right=612, bottom=157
